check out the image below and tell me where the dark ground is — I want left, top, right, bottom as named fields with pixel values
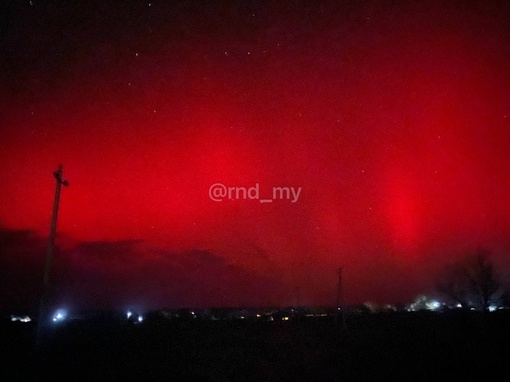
left=2, top=310, right=509, bottom=381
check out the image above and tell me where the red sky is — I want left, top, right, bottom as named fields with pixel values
left=1, top=0, right=509, bottom=312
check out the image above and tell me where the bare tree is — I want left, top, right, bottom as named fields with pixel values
left=436, top=248, right=501, bottom=311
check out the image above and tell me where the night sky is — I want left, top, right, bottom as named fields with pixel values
left=1, top=0, right=509, bottom=313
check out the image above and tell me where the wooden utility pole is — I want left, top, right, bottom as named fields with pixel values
left=36, top=165, right=69, bottom=341
left=336, top=266, right=346, bottom=328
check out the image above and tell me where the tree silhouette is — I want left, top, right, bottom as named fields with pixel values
left=436, top=248, right=501, bottom=311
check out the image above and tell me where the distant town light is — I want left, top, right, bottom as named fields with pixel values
left=52, top=309, right=67, bottom=323
left=426, top=300, right=441, bottom=311
left=127, top=310, right=133, bottom=319
left=11, top=315, right=31, bottom=323
left=138, top=315, right=143, bottom=323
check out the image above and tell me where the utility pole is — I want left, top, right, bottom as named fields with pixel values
left=36, top=165, right=69, bottom=342
left=336, top=266, right=346, bottom=328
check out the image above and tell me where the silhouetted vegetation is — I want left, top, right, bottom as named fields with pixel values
left=435, top=248, right=503, bottom=311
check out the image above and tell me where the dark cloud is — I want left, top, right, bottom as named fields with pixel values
left=0, top=226, right=46, bottom=314
left=0, top=228, right=285, bottom=312
left=3, top=238, right=286, bottom=311
left=66, top=239, right=143, bottom=269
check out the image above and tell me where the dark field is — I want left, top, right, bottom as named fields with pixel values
left=2, top=310, right=510, bottom=381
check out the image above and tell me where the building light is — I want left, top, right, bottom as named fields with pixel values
left=52, top=309, right=67, bottom=323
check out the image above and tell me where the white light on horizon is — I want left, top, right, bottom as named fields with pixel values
left=11, top=315, right=31, bottom=322
left=52, top=309, right=67, bottom=323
